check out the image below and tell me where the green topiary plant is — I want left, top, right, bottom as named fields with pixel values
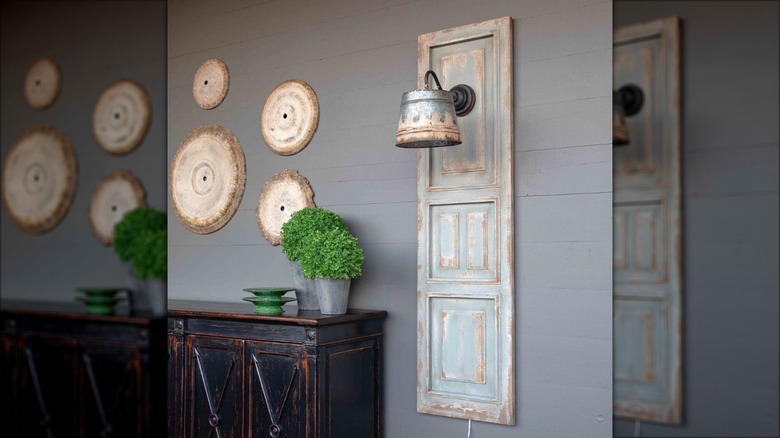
left=113, top=207, right=167, bottom=279
left=281, top=207, right=348, bottom=262
left=299, top=228, right=363, bottom=280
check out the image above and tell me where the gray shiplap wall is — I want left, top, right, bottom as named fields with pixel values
left=0, top=1, right=167, bottom=302
left=614, top=1, right=779, bottom=437
left=167, top=0, right=613, bottom=437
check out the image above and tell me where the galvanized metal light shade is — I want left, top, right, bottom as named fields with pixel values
left=613, top=84, right=644, bottom=147
left=396, top=70, right=475, bottom=148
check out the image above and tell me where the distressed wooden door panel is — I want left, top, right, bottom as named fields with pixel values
left=79, top=341, right=142, bottom=438
left=417, top=16, right=514, bottom=425
left=185, top=335, right=244, bottom=438
left=246, top=341, right=305, bottom=438
left=16, top=335, right=78, bottom=438
left=322, top=340, right=379, bottom=437
left=613, top=16, right=683, bottom=425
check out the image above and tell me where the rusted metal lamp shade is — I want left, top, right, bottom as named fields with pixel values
left=396, top=70, right=476, bottom=148
left=613, top=84, right=644, bottom=147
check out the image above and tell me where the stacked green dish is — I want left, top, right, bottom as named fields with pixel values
left=75, top=287, right=127, bottom=315
left=242, top=287, right=296, bottom=315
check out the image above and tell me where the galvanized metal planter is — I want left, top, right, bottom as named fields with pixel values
left=315, top=279, right=350, bottom=315
left=289, top=260, right=319, bottom=310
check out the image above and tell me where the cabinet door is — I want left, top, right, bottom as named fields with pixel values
left=0, top=328, right=15, bottom=436
left=16, top=335, right=78, bottom=438
left=246, top=341, right=306, bottom=438
left=78, top=341, right=142, bottom=438
left=319, top=340, right=379, bottom=438
left=168, top=333, right=184, bottom=437
left=185, top=335, right=244, bottom=438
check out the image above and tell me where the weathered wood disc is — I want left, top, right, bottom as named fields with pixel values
left=2, top=125, right=78, bottom=234
left=93, top=80, right=151, bottom=155
left=89, top=170, right=147, bottom=245
left=170, top=124, right=246, bottom=234
left=24, top=58, right=62, bottom=110
left=193, top=59, right=229, bottom=110
left=261, top=80, right=319, bottom=156
left=256, top=169, right=315, bottom=245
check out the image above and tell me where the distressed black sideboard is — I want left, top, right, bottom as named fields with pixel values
left=0, top=300, right=166, bottom=438
left=167, top=299, right=387, bottom=438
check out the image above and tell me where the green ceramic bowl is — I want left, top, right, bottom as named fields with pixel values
left=75, top=297, right=123, bottom=315
left=76, top=286, right=127, bottom=297
left=242, top=296, right=296, bottom=316
left=242, top=287, right=295, bottom=297
left=78, top=295, right=123, bottom=304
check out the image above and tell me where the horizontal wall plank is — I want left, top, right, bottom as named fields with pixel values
left=517, top=97, right=611, bottom=151
left=685, top=144, right=779, bottom=196
left=519, top=334, right=612, bottom=389
left=518, top=193, right=611, bottom=242
left=518, top=240, right=611, bottom=290
left=518, top=145, right=612, bottom=195
left=519, top=288, right=611, bottom=339
left=686, top=194, right=779, bottom=244
left=686, top=97, right=779, bottom=150
left=518, top=48, right=612, bottom=107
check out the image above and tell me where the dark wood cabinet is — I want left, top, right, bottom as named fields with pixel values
left=0, top=300, right=166, bottom=438
left=168, top=300, right=387, bottom=438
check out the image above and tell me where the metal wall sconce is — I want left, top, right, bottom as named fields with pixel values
left=396, top=70, right=476, bottom=148
left=613, top=84, right=644, bottom=147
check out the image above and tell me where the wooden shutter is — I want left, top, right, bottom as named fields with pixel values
left=416, top=16, right=515, bottom=425
left=613, top=16, right=683, bottom=425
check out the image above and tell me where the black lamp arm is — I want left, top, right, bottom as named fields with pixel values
left=424, top=70, right=444, bottom=90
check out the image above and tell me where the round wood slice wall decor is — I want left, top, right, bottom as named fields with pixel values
left=89, top=170, right=147, bottom=245
left=24, top=58, right=62, bottom=110
left=256, top=169, right=315, bottom=246
left=170, top=124, right=246, bottom=234
left=193, top=59, right=229, bottom=110
left=93, top=80, right=151, bottom=155
left=2, top=125, right=78, bottom=234
left=260, top=80, right=319, bottom=156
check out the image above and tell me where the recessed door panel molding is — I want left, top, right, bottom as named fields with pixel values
left=417, top=16, right=514, bottom=425
left=428, top=200, right=498, bottom=283
left=614, top=16, right=682, bottom=425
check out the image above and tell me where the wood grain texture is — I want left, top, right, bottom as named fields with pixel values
left=2, top=125, right=78, bottom=235
left=261, top=80, right=319, bottom=156
left=24, top=58, right=61, bottom=110
left=88, top=169, right=147, bottom=245
left=256, top=169, right=315, bottom=245
left=170, top=124, right=247, bottom=234
left=93, top=79, right=152, bottom=156
left=192, top=58, right=230, bottom=110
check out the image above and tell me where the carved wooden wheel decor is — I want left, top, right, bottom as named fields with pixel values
left=260, top=80, right=319, bottom=156
left=88, top=170, right=147, bottom=245
left=193, top=59, right=230, bottom=110
left=170, top=124, right=246, bottom=234
left=93, top=80, right=151, bottom=155
left=24, top=58, right=62, bottom=110
left=2, top=125, right=78, bottom=234
left=256, top=169, right=315, bottom=246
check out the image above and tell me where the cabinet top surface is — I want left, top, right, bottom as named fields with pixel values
left=168, top=299, right=387, bottom=325
left=1, top=299, right=163, bottom=324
